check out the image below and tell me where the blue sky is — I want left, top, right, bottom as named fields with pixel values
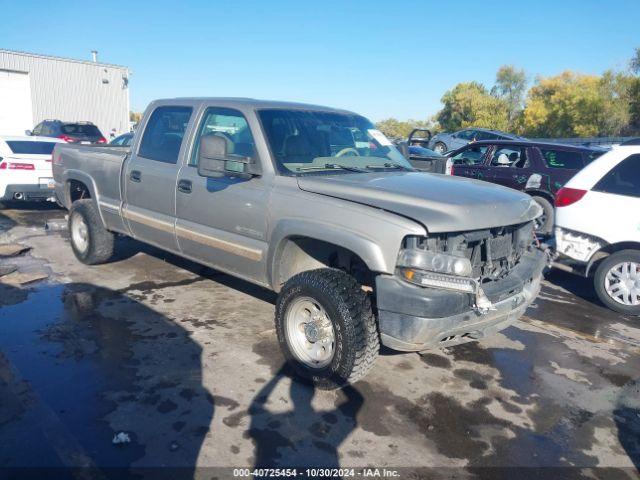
left=2, top=0, right=639, bottom=121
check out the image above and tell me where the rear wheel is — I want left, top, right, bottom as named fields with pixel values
left=433, top=142, right=447, bottom=155
left=594, top=250, right=640, bottom=316
left=275, top=268, right=379, bottom=390
left=532, top=195, right=554, bottom=236
left=68, top=199, right=114, bottom=265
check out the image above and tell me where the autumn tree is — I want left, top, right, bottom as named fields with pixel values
left=522, top=71, right=630, bottom=137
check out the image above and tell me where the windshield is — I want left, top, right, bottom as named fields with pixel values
left=6, top=141, right=57, bottom=155
left=258, top=109, right=411, bottom=174
left=61, top=124, right=102, bottom=136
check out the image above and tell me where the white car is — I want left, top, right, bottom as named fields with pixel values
left=554, top=143, right=640, bottom=315
left=0, top=136, right=64, bottom=204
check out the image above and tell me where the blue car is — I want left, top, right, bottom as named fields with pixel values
left=428, top=127, right=525, bottom=155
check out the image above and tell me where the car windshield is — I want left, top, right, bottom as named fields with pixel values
left=6, top=141, right=57, bottom=155
left=258, top=109, right=411, bottom=174
left=61, top=124, right=102, bottom=136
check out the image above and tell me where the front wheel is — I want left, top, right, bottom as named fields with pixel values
left=593, top=250, right=640, bottom=316
left=532, top=196, right=554, bottom=236
left=433, top=142, right=447, bottom=155
left=275, top=268, right=379, bottom=390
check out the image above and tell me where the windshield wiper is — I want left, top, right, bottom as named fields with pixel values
left=296, top=163, right=369, bottom=173
left=365, top=162, right=414, bottom=171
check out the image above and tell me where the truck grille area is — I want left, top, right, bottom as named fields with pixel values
left=403, top=221, right=535, bottom=283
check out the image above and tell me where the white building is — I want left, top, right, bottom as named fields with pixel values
left=0, top=49, right=130, bottom=138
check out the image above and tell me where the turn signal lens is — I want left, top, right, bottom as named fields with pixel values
left=555, top=187, right=587, bottom=207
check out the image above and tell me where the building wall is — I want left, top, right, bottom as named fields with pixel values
left=0, top=50, right=130, bottom=138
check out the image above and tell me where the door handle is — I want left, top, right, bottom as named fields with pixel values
left=177, top=179, right=192, bottom=194
left=130, top=170, right=142, bottom=182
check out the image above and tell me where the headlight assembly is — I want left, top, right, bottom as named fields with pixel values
left=397, top=249, right=472, bottom=277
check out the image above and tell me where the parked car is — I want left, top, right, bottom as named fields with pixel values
left=554, top=145, right=640, bottom=315
left=445, top=140, right=605, bottom=234
left=28, top=120, right=107, bottom=144
left=0, top=135, right=63, bottom=203
left=53, top=98, right=546, bottom=389
left=110, top=132, right=134, bottom=146
left=428, top=128, right=525, bottom=155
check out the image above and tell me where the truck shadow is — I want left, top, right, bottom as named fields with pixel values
left=247, top=365, right=364, bottom=468
left=0, top=281, right=212, bottom=478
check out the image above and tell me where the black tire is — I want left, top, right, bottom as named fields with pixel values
left=593, top=250, right=640, bottom=316
left=433, top=142, right=447, bottom=155
left=68, top=199, right=114, bottom=265
left=275, top=268, right=379, bottom=390
left=532, top=195, right=554, bottom=236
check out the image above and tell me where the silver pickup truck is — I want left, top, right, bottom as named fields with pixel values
left=53, top=98, right=546, bottom=389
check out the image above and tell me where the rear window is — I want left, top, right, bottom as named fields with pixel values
left=138, top=106, right=193, bottom=164
left=593, top=154, right=640, bottom=198
left=61, top=124, right=102, bottom=136
left=5, top=141, right=57, bottom=155
left=540, top=149, right=584, bottom=169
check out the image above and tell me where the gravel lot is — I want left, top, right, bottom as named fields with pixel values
left=1, top=203, right=639, bottom=479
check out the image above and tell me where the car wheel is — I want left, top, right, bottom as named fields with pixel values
left=433, top=142, right=447, bottom=155
left=275, top=268, right=379, bottom=390
left=594, top=250, right=640, bottom=316
left=68, top=199, right=115, bottom=265
left=532, top=196, right=554, bottom=236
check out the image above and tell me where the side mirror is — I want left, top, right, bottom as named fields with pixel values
left=25, top=130, right=32, bottom=136
left=197, top=134, right=260, bottom=179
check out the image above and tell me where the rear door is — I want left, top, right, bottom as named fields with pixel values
left=589, top=154, right=640, bottom=243
left=449, top=144, right=490, bottom=181
left=123, top=104, right=195, bottom=251
left=174, top=105, right=269, bottom=284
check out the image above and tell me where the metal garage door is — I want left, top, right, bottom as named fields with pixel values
left=0, top=69, right=33, bottom=135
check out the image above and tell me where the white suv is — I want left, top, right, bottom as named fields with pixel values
left=554, top=143, right=640, bottom=315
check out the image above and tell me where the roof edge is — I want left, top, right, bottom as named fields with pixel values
left=0, top=49, right=128, bottom=70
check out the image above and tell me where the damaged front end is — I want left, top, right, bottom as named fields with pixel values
left=376, top=221, right=547, bottom=351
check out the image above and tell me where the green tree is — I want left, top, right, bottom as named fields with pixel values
left=491, top=65, right=527, bottom=129
left=436, top=81, right=510, bottom=132
left=631, top=47, right=640, bottom=75
left=628, top=47, right=640, bottom=133
left=375, top=118, right=433, bottom=139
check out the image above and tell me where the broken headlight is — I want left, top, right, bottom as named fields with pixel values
left=397, top=249, right=473, bottom=277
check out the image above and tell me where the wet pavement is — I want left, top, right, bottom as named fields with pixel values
left=0, top=203, right=639, bottom=479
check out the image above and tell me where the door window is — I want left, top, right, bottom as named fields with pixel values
left=190, top=107, right=256, bottom=167
left=489, top=147, right=528, bottom=168
left=32, top=123, right=43, bottom=135
left=476, top=131, right=499, bottom=141
left=138, top=106, right=192, bottom=164
left=456, top=130, right=476, bottom=140
left=450, top=145, right=488, bottom=165
left=593, top=154, right=640, bottom=198
left=540, top=149, right=584, bottom=170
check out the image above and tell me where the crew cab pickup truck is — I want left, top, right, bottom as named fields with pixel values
left=53, top=98, right=546, bottom=389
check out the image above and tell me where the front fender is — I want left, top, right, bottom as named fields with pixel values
left=267, top=218, right=390, bottom=289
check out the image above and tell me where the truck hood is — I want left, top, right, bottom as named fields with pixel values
left=297, top=171, right=541, bottom=233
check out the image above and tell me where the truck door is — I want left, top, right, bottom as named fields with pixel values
left=449, top=144, right=490, bottom=181
left=486, top=145, right=532, bottom=190
left=175, top=106, right=269, bottom=284
left=123, top=105, right=195, bottom=251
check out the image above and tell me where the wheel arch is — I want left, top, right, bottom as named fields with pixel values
left=268, top=220, right=388, bottom=292
left=586, top=242, right=640, bottom=277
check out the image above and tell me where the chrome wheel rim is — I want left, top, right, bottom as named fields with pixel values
left=604, top=261, right=640, bottom=306
left=285, top=296, right=335, bottom=368
left=71, top=212, right=89, bottom=253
